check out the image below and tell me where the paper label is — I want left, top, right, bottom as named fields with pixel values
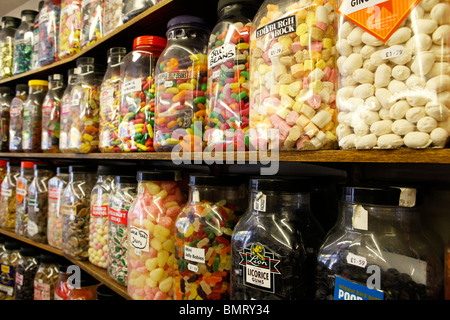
left=398, top=187, right=416, bottom=207
left=0, top=264, right=14, bottom=296
left=352, top=205, right=368, bottom=230
left=1, top=188, right=12, bottom=197
left=208, top=43, right=236, bottom=68
left=48, top=188, right=60, bottom=201
left=159, top=71, right=189, bottom=82
left=34, top=281, right=51, bottom=300
left=91, top=205, right=108, bottom=217
left=122, top=78, right=142, bottom=95
left=253, top=192, right=266, bottom=212
left=381, top=45, right=405, bottom=59
left=108, top=207, right=127, bottom=225
left=255, top=15, right=297, bottom=39
left=346, top=252, right=367, bottom=268
left=334, top=276, right=384, bottom=300
left=130, top=226, right=149, bottom=252
left=184, top=245, right=205, bottom=264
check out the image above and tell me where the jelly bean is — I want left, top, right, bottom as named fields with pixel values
left=42, top=74, right=65, bottom=153
left=80, top=0, right=103, bottom=49
left=59, top=0, right=82, bottom=59
left=38, top=0, right=61, bottom=66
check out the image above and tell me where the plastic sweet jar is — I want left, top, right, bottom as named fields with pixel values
left=0, top=235, right=6, bottom=256
left=8, top=84, right=29, bottom=152
left=0, top=86, right=13, bottom=151
left=0, top=241, right=21, bottom=300
left=61, top=165, right=97, bottom=260
left=33, top=254, right=60, bottom=300
left=15, top=161, right=37, bottom=236
left=22, top=79, right=49, bottom=153
left=12, top=10, right=38, bottom=75
left=100, top=47, right=127, bottom=153
left=66, top=270, right=100, bottom=300
left=38, top=0, right=62, bottom=67
left=154, top=16, right=210, bottom=152
left=80, top=0, right=103, bottom=49
left=127, top=170, right=184, bottom=300
left=47, top=166, right=70, bottom=249
left=59, top=0, right=82, bottom=59
left=0, top=162, right=20, bottom=229
left=103, top=0, right=123, bottom=36
left=316, top=186, right=444, bottom=300
left=173, top=174, right=244, bottom=300
left=97, top=284, right=124, bottom=300
left=0, top=16, right=21, bottom=79
left=107, top=174, right=137, bottom=286
left=118, top=36, right=166, bottom=152
left=205, top=0, right=260, bottom=152
left=32, top=1, right=45, bottom=70
left=54, top=263, right=71, bottom=300
left=88, top=165, right=117, bottom=268
left=41, top=74, right=65, bottom=153
left=122, top=0, right=158, bottom=23
left=14, top=246, right=40, bottom=300
left=249, top=0, right=339, bottom=151
left=26, top=163, right=54, bottom=243
left=59, top=68, right=77, bottom=153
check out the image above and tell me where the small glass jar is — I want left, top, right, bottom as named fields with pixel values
left=316, top=186, right=444, bottom=300
left=14, top=246, right=40, bottom=300
left=127, top=170, right=184, bottom=300
left=88, top=165, right=117, bottom=268
left=154, top=15, right=210, bottom=152
left=54, top=263, right=70, bottom=300
left=15, top=161, right=37, bottom=236
left=0, top=162, right=20, bottom=229
left=99, top=47, right=127, bottom=153
left=118, top=36, right=166, bottom=152
left=107, top=174, right=137, bottom=286
left=33, top=254, right=60, bottom=300
left=61, top=165, right=97, bottom=260
left=66, top=270, right=99, bottom=300
left=31, top=1, right=44, bottom=70
left=59, top=0, right=82, bottom=59
left=0, top=16, right=21, bottom=79
left=122, top=0, right=158, bottom=23
left=59, top=68, right=77, bottom=153
left=38, top=0, right=61, bottom=66
left=0, top=241, right=21, bottom=300
left=41, top=74, right=65, bottom=153
left=174, top=174, right=243, bottom=300
left=8, top=84, right=29, bottom=152
left=47, top=166, right=70, bottom=249
left=80, top=0, right=103, bottom=49
left=12, top=10, right=38, bottom=75
left=103, top=0, right=123, bottom=36
left=26, top=163, right=54, bottom=243
left=22, top=79, right=49, bottom=153
left=0, top=86, right=13, bottom=151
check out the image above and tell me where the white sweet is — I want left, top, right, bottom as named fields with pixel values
left=403, top=131, right=432, bottom=148
left=377, top=134, right=404, bottom=148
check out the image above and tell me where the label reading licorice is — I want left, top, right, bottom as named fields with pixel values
left=255, top=15, right=296, bottom=39
left=208, top=43, right=236, bottom=69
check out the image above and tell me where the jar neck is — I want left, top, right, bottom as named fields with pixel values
left=116, top=182, right=136, bottom=190
left=70, top=172, right=94, bottom=182
left=249, top=190, right=311, bottom=215
left=29, top=85, right=47, bottom=95
left=48, top=80, right=64, bottom=90
left=218, top=3, right=258, bottom=22
left=3, top=21, right=18, bottom=29
left=20, top=167, right=34, bottom=176
left=34, top=169, right=52, bottom=178
left=188, top=185, right=240, bottom=204
left=21, top=15, right=35, bottom=24
left=16, top=90, right=27, bottom=97
left=167, top=26, right=210, bottom=44
left=7, top=166, right=19, bottom=175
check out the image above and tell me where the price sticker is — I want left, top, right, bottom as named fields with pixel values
left=346, top=252, right=367, bottom=268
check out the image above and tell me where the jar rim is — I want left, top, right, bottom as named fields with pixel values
left=340, top=185, right=421, bottom=207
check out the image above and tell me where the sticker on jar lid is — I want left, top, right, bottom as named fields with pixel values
left=208, top=43, right=236, bottom=69
left=381, top=45, right=405, bottom=60
left=253, top=192, right=266, bottom=212
left=346, top=252, right=367, bottom=268
left=122, top=78, right=142, bottom=95
left=398, top=187, right=416, bottom=207
left=352, top=205, right=368, bottom=230
left=130, top=226, right=149, bottom=252
left=184, top=245, right=205, bottom=264
left=255, top=15, right=296, bottom=39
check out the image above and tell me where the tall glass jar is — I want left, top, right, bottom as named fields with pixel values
left=316, top=186, right=444, bottom=300
left=107, top=174, right=137, bottom=286
left=14, top=246, right=40, bottom=300
left=26, top=163, right=54, bottom=243
left=15, top=161, right=37, bottom=236
left=231, top=177, right=324, bottom=300
left=154, top=16, right=210, bottom=152
left=59, top=68, right=77, bottom=153
left=0, top=241, right=21, bottom=300
left=122, top=0, right=158, bottom=23
left=8, top=84, right=29, bottom=152
left=99, top=47, right=127, bottom=153
left=80, top=0, right=103, bottom=49
left=205, top=0, right=259, bottom=152
left=0, top=86, right=13, bottom=151
left=174, top=174, right=243, bottom=300
left=103, top=0, right=123, bottom=36
left=88, top=165, right=116, bottom=268
left=127, top=170, right=184, bottom=300
left=42, top=74, right=65, bottom=153
left=0, top=16, right=21, bottom=79
left=31, top=1, right=45, bottom=70
left=59, top=0, right=82, bottom=59
left=54, top=263, right=70, bottom=300
left=61, top=165, right=97, bottom=260
left=0, top=162, right=20, bottom=229
left=34, top=254, right=60, bottom=300
left=47, top=166, right=69, bottom=249
left=12, top=10, right=38, bottom=75
left=118, top=36, right=166, bottom=152
left=22, top=79, right=49, bottom=153
left=38, top=0, right=61, bottom=66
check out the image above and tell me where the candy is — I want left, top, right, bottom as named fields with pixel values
left=0, top=163, right=18, bottom=229
left=59, top=68, right=77, bottom=153
left=103, top=0, right=123, bottom=36
left=9, top=85, right=29, bottom=152
left=80, top=0, right=103, bottom=49
left=38, top=0, right=61, bottom=66
left=0, top=17, right=21, bottom=79
left=15, top=161, right=37, bottom=236
left=59, top=0, right=82, bottom=59
left=12, top=10, right=38, bottom=75
left=0, top=87, right=13, bottom=151
left=47, top=167, right=69, bottom=249
left=42, top=74, right=64, bottom=153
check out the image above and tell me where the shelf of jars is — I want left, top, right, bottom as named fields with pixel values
left=0, top=226, right=131, bottom=299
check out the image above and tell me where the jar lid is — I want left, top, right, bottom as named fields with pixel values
left=28, top=79, right=49, bottom=87
left=39, top=254, right=58, bottom=264
left=20, top=246, right=39, bottom=256
left=7, top=161, right=20, bottom=168
left=115, top=175, right=137, bottom=184
left=69, top=165, right=97, bottom=173
left=97, top=165, right=117, bottom=176
left=48, top=73, right=63, bottom=82
left=218, top=0, right=262, bottom=12
left=76, top=57, right=95, bottom=66
left=340, top=185, right=420, bottom=207
left=21, top=161, right=36, bottom=168
left=188, top=174, right=241, bottom=187
left=15, top=84, right=28, bottom=92
left=2, top=16, right=21, bottom=25
left=56, top=166, right=69, bottom=174
left=0, top=86, right=13, bottom=94
left=167, top=15, right=210, bottom=31
left=4, top=241, right=20, bottom=251
left=249, top=176, right=315, bottom=193
left=0, top=160, right=7, bottom=166
left=137, top=170, right=182, bottom=182
left=133, top=35, right=167, bottom=50
left=34, top=163, right=52, bottom=170
left=21, top=10, right=38, bottom=17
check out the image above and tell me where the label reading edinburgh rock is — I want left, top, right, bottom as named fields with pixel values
left=256, top=15, right=296, bottom=39
left=238, top=242, right=280, bottom=293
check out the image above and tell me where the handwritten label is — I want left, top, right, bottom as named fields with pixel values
left=130, top=226, right=149, bottom=252
left=122, top=78, right=142, bottom=95
left=208, top=43, right=236, bottom=68
left=184, top=245, right=205, bottom=264
left=253, top=192, right=266, bottom=212
left=346, top=252, right=367, bottom=268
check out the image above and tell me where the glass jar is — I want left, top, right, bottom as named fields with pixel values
left=103, top=0, right=123, bottom=36
left=249, top=0, right=339, bottom=151
left=34, top=254, right=60, bottom=300
left=59, top=68, right=77, bottom=153
left=174, top=174, right=243, bottom=300
left=0, top=16, right=21, bottom=79
left=80, top=0, right=103, bottom=49
left=99, top=47, right=127, bottom=153
left=59, top=0, right=82, bottom=59
left=47, top=166, right=69, bottom=249
left=446, top=241, right=450, bottom=300
left=88, top=165, right=117, bottom=268
left=0, top=241, right=21, bottom=300
left=0, top=162, right=20, bottom=229
left=127, top=170, right=184, bottom=300
left=97, top=284, right=124, bottom=300
left=154, top=16, right=210, bottom=152
left=26, top=163, right=54, bottom=243
left=316, top=186, right=444, bottom=300
left=14, top=246, right=40, bottom=300
left=231, top=177, right=325, bottom=300
left=61, top=165, right=97, bottom=260
left=54, top=263, right=70, bottom=300
left=12, top=10, right=38, bottom=75
left=32, top=1, right=45, bottom=70
left=0, top=86, right=13, bottom=151
left=22, top=79, right=49, bottom=153
left=15, top=161, right=38, bottom=236
left=9, top=84, right=29, bottom=152
left=42, top=74, right=65, bottom=153
left=122, top=0, right=158, bottom=23
left=66, top=271, right=99, bottom=300
left=118, top=36, right=166, bottom=152
left=205, top=0, right=259, bottom=152
left=0, top=235, right=6, bottom=256
left=38, top=0, right=61, bottom=67
left=107, top=174, right=137, bottom=286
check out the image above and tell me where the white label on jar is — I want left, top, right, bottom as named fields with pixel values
left=352, top=205, right=368, bottom=230
left=398, top=188, right=416, bottom=207
left=188, top=263, right=198, bottom=272
left=268, top=44, right=283, bottom=59
left=16, top=187, right=27, bottom=197
left=1, top=188, right=12, bottom=197
left=192, top=190, right=200, bottom=203
left=184, top=245, right=205, bottom=264
left=382, top=251, right=427, bottom=285
left=100, top=87, right=114, bottom=106
left=48, top=188, right=60, bottom=201
left=381, top=45, right=405, bottom=60
left=27, top=220, right=38, bottom=236
left=122, top=78, right=142, bottom=95
left=208, top=43, right=236, bottom=69
left=130, top=226, right=149, bottom=252
left=212, top=70, right=221, bottom=79
left=346, top=252, right=367, bottom=268
left=245, top=264, right=271, bottom=289
left=255, top=15, right=297, bottom=39
left=253, top=192, right=266, bottom=212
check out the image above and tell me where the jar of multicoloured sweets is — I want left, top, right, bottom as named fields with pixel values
left=9, top=84, right=29, bottom=152
left=42, top=74, right=65, bottom=153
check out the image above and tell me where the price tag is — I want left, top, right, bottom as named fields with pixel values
left=352, top=205, right=368, bottom=230
left=346, top=252, right=367, bottom=268
left=381, top=45, right=405, bottom=60
left=253, top=192, right=266, bottom=212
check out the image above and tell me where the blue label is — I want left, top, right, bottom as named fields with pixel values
left=334, top=276, right=384, bottom=300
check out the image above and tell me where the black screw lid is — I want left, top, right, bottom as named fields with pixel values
left=188, top=174, right=242, bottom=187
left=97, top=165, right=117, bottom=176
left=137, top=170, right=182, bottom=182
left=15, top=84, right=28, bottom=92
left=4, top=241, right=20, bottom=251
left=115, top=175, right=137, bottom=184
left=218, top=0, right=262, bottom=12
left=0, top=86, right=13, bottom=95
left=340, top=185, right=420, bottom=207
left=19, top=246, right=39, bottom=256
left=249, top=176, right=316, bottom=193
left=56, top=166, right=69, bottom=174
left=69, top=165, right=97, bottom=173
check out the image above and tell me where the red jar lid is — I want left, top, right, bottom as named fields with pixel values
left=21, top=161, right=36, bottom=168
left=0, top=160, right=7, bottom=167
left=133, top=36, right=167, bottom=51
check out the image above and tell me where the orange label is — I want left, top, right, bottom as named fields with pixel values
left=16, top=180, right=26, bottom=205
left=337, top=0, right=421, bottom=42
